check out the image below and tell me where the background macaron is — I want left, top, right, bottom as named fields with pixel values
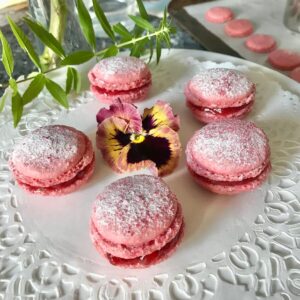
left=9, top=125, right=95, bottom=196
left=268, top=49, right=300, bottom=71
left=245, top=34, right=276, bottom=53
left=185, top=119, right=271, bottom=194
left=290, top=66, right=300, bottom=83
left=90, top=175, right=184, bottom=268
left=224, top=19, right=254, bottom=38
left=205, top=6, right=234, bottom=23
left=88, top=56, right=152, bottom=103
left=185, top=68, right=255, bottom=123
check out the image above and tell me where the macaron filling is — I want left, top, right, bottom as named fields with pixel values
left=104, top=225, right=184, bottom=267
left=188, top=162, right=271, bottom=187
left=187, top=98, right=254, bottom=117
left=91, top=81, right=151, bottom=97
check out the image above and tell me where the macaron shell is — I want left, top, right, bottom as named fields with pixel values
left=245, top=34, right=276, bottom=53
left=225, top=19, right=254, bottom=37
left=186, top=98, right=254, bottom=123
left=205, top=6, right=234, bottom=23
left=90, top=204, right=183, bottom=259
left=184, top=68, right=255, bottom=108
left=90, top=82, right=151, bottom=104
left=185, top=120, right=270, bottom=181
left=268, top=49, right=300, bottom=70
left=188, top=163, right=271, bottom=195
left=17, top=154, right=96, bottom=196
left=92, top=175, right=178, bottom=246
left=88, top=56, right=151, bottom=91
left=10, top=133, right=94, bottom=188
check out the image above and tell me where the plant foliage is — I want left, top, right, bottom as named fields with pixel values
left=0, top=0, right=176, bottom=127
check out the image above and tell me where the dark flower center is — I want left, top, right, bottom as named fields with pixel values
left=115, top=131, right=131, bottom=146
left=127, top=135, right=171, bottom=168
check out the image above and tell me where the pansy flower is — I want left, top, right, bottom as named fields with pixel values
left=96, top=100, right=181, bottom=176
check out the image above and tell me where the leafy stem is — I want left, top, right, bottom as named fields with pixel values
left=0, top=67, right=60, bottom=88
left=109, top=26, right=171, bottom=52
left=0, top=25, right=172, bottom=89
left=0, top=0, right=176, bottom=127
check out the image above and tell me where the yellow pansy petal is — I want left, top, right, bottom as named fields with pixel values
left=96, top=116, right=131, bottom=172
left=142, top=100, right=180, bottom=132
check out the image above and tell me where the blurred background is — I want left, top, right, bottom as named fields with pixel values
left=0, top=0, right=201, bottom=87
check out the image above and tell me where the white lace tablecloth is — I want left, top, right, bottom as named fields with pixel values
left=1, top=49, right=300, bottom=299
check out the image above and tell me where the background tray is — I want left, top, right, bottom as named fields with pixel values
left=168, top=0, right=242, bottom=57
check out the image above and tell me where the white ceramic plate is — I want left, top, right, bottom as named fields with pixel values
left=1, top=49, right=300, bottom=300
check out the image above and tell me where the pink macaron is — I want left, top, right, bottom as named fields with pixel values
left=225, top=19, right=254, bottom=37
left=185, top=119, right=271, bottom=195
left=9, top=125, right=95, bottom=196
left=88, top=56, right=152, bottom=104
left=245, top=34, right=276, bottom=53
left=290, top=66, right=300, bottom=83
left=90, top=175, right=184, bottom=268
left=184, top=68, right=255, bottom=123
left=268, top=49, right=300, bottom=71
left=205, top=6, right=234, bottom=23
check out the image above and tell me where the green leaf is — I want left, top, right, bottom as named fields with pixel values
left=163, top=7, right=167, bottom=24
left=7, top=16, right=41, bottom=70
left=169, top=23, right=177, bottom=35
left=130, top=38, right=148, bottom=58
left=45, top=78, right=69, bottom=108
left=71, top=68, right=81, bottom=93
left=132, top=25, right=143, bottom=37
left=11, top=92, right=23, bottom=127
left=0, top=30, right=14, bottom=77
left=148, top=39, right=154, bottom=63
left=66, top=67, right=74, bottom=94
left=102, top=45, right=119, bottom=58
left=129, top=15, right=155, bottom=32
left=0, top=91, right=8, bottom=112
left=156, top=37, right=161, bottom=64
left=23, top=73, right=45, bottom=105
left=163, top=32, right=171, bottom=49
left=60, top=50, right=94, bottom=65
left=75, top=0, right=96, bottom=51
left=24, top=17, right=65, bottom=58
left=9, top=78, right=18, bottom=96
left=136, top=0, right=149, bottom=20
left=92, top=0, right=115, bottom=41
left=113, top=23, right=131, bottom=40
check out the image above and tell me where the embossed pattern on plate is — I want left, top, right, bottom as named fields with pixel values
left=0, top=50, right=300, bottom=299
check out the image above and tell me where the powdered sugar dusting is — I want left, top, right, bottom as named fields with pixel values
left=96, top=56, right=147, bottom=75
left=93, top=175, right=177, bottom=241
left=190, top=120, right=269, bottom=170
left=12, top=125, right=82, bottom=170
left=190, top=68, right=254, bottom=100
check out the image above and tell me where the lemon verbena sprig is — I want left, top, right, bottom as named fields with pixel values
left=0, top=0, right=176, bottom=127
